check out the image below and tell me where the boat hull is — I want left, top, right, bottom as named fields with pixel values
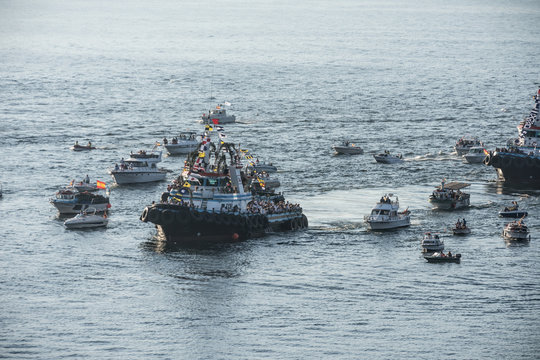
left=373, top=155, right=402, bottom=164
left=367, top=218, right=410, bottom=230
left=333, top=146, right=363, bottom=155
left=429, top=197, right=469, bottom=210
left=463, top=154, right=486, bottom=164
left=453, top=228, right=471, bottom=235
left=51, top=201, right=109, bottom=214
left=64, top=218, right=108, bottom=229
left=164, top=144, right=198, bottom=155
left=141, top=204, right=307, bottom=243
left=111, top=171, right=166, bottom=184
left=503, top=230, right=530, bottom=241
left=485, top=153, right=540, bottom=185
left=498, top=211, right=528, bottom=218
left=424, top=254, right=461, bottom=263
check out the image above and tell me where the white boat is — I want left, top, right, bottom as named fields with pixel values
left=162, top=132, right=200, bottom=155
left=64, top=209, right=109, bottom=229
left=127, top=149, right=162, bottom=163
left=503, top=220, right=530, bottom=241
left=333, top=141, right=363, bottom=155
left=462, top=147, right=487, bottom=164
left=50, top=189, right=110, bottom=214
left=247, top=161, right=278, bottom=174
left=71, top=142, right=96, bottom=151
left=364, top=194, right=410, bottom=230
left=428, top=180, right=470, bottom=210
left=373, top=151, right=403, bottom=164
left=110, top=159, right=166, bottom=184
left=454, top=137, right=484, bottom=155
left=421, top=232, right=444, bottom=253
left=201, top=104, right=236, bottom=124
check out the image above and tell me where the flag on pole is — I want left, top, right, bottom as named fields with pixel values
left=212, top=118, right=219, bottom=125
left=483, top=148, right=489, bottom=156
left=96, top=180, right=106, bottom=189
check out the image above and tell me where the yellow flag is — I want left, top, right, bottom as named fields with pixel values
left=199, top=152, right=205, bottom=158
left=183, top=182, right=191, bottom=188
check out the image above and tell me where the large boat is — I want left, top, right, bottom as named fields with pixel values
left=201, top=104, right=236, bottom=124
left=110, top=158, right=166, bottom=185
left=483, top=89, right=540, bottom=184
left=373, top=151, right=403, bottom=164
left=140, top=132, right=307, bottom=243
left=333, top=141, right=363, bottom=155
left=463, top=147, right=487, bottom=164
left=421, top=232, right=444, bottom=253
left=503, top=220, right=530, bottom=241
left=50, top=189, right=110, bottom=214
left=162, top=132, right=200, bottom=155
left=364, top=194, right=410, bottom=230
left=454, top=137, right=484, bottom=156
left=428, top=180, right=470, bottom=210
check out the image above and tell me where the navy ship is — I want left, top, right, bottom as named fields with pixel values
left=484, top=89, right=540, bottom=184
left=140, top=130, right=307, bottom=243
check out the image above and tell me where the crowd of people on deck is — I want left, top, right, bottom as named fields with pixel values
left=247, top=199, right=302, bottom=215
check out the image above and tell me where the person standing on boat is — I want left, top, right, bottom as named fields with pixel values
left=84, top=174, right=90, bottom=183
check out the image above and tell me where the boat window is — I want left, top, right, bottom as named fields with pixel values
left=381, top=210, right=389, bottom=215
left=371, top=210, right=379, bottom=215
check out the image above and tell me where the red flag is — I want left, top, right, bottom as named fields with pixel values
left=211, top=118, right=219, bottom=125
left=96, top=180, right=106, bottom=189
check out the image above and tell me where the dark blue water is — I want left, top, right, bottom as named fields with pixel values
left=1, top=0, right=540, bottom=358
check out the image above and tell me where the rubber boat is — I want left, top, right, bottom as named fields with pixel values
left=71, top=142, right=96, bottom=151
left=463, top=147, right=487, bottom=164
left=364, top=194, right=410, bottom=230
left=499, top=201, right=528, bottom=218
left=503, top=220, right=530, bottom=241
left=421, top=232, right=444, bottom=253
left=64, top=209, right=108, bottom=229
left=428, top=180, right=470, bottom=210
left=373, top=151, right=403, bottom=164
left=333, top=141, right=363, bottom=155
left=424, top=252, right=461, bottom=263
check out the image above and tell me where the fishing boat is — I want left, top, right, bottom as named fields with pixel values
left=483, top=89, right=540, bottom=184
left=428, top=180, right=470, bottom=210
left=71, top=141, right=96, bottom=151
left=110, top=159, right=166, bottom=184
left=454, top=137, right=484, bottom=156
left=424, top=252, right=461, bottom=264
left=201, top=104, right=236, bottom=124
left=421, top=232, right=444, bottom=253
left=503, top=220, right=530, bottom=241
left=364, top=194, right=410, bottom=230
left=498, top=201, right=528, bottom=218
left=64, top=209, right=108, bottom=229
left=140, top=131, right=307, bottom=243
left=333, top=141, right=363, bottom=155
left=50, top=189, right=110, bottom=214
left=162, top=132, right=200, bottom=155
left=373, top=151, right=403, bottom=164
left=463, top=147, right=487, bottom=164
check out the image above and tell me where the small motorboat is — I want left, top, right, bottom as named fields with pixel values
left=428, top=180, right=470, bottom=210
left=127, top=148, right=162, bottom=163
left=454, top=137, right=484, bottom=155
left=110, top=159, right=167, bottom=184
left=364, top=194, right=410, bottom=230
left=503, top=220, right=530, bottom=241
left=499, top=201, right=528, bottom=218
left=452, top=219, right=471, bottom=235
left=162, top=132, right=200, bottom=155
left=71, top=142, right=96, bottom=151
left=424, top=252, right=461, bottom=264
left=51, top=189, right=110, bottom=214
left=64, top=209, right=109, bottom=229
left=421, top=232, right=444, bottom=253
left=249, top=161, right=278, bottom=174
left=201, top=104, right=236, bottom=124
left=333, top=141, right=363, bottom=155
left=373, top=151, right=403, bottom=164
left=462, top=147, right=487, bottom=164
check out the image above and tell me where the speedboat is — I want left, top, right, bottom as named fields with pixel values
left=50, top=189, right=110, bottom=214
left=201, top=104, right=236, bottom=124
left=364, top=194, right=410, bottom=230
left=373, top=151, right=403, bottom=164
left=499, top=201, right=528, bottom=218
left=110, top=159, right=167, bottom=184
left=424, top=252, right=461, bottom=264
left=333, top=141, right=363, bottom=155
left=452, top=220, right=471, bottom=235
left=503, top=220, right=530, bottom=241
left=429, top=180, right=470, bottom=210
left=64, top=209, right=108, bottom=229
left=71, top=142, right=96, bottom=151
left=421, top=232, right=444, bottom=253
left=162, top=132, right=200, bottom=155
left=454, top=137, right=484, bottom=155
left=462, top=147, right=487, bottom=164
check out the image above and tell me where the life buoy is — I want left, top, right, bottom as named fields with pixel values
left=161, top=209, right=175, bottom=225
left=483, top=154, right=491, bottom=166
left=147, top=208, right=160, bottom=223
left=140, top=207, right=149, bottom=222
